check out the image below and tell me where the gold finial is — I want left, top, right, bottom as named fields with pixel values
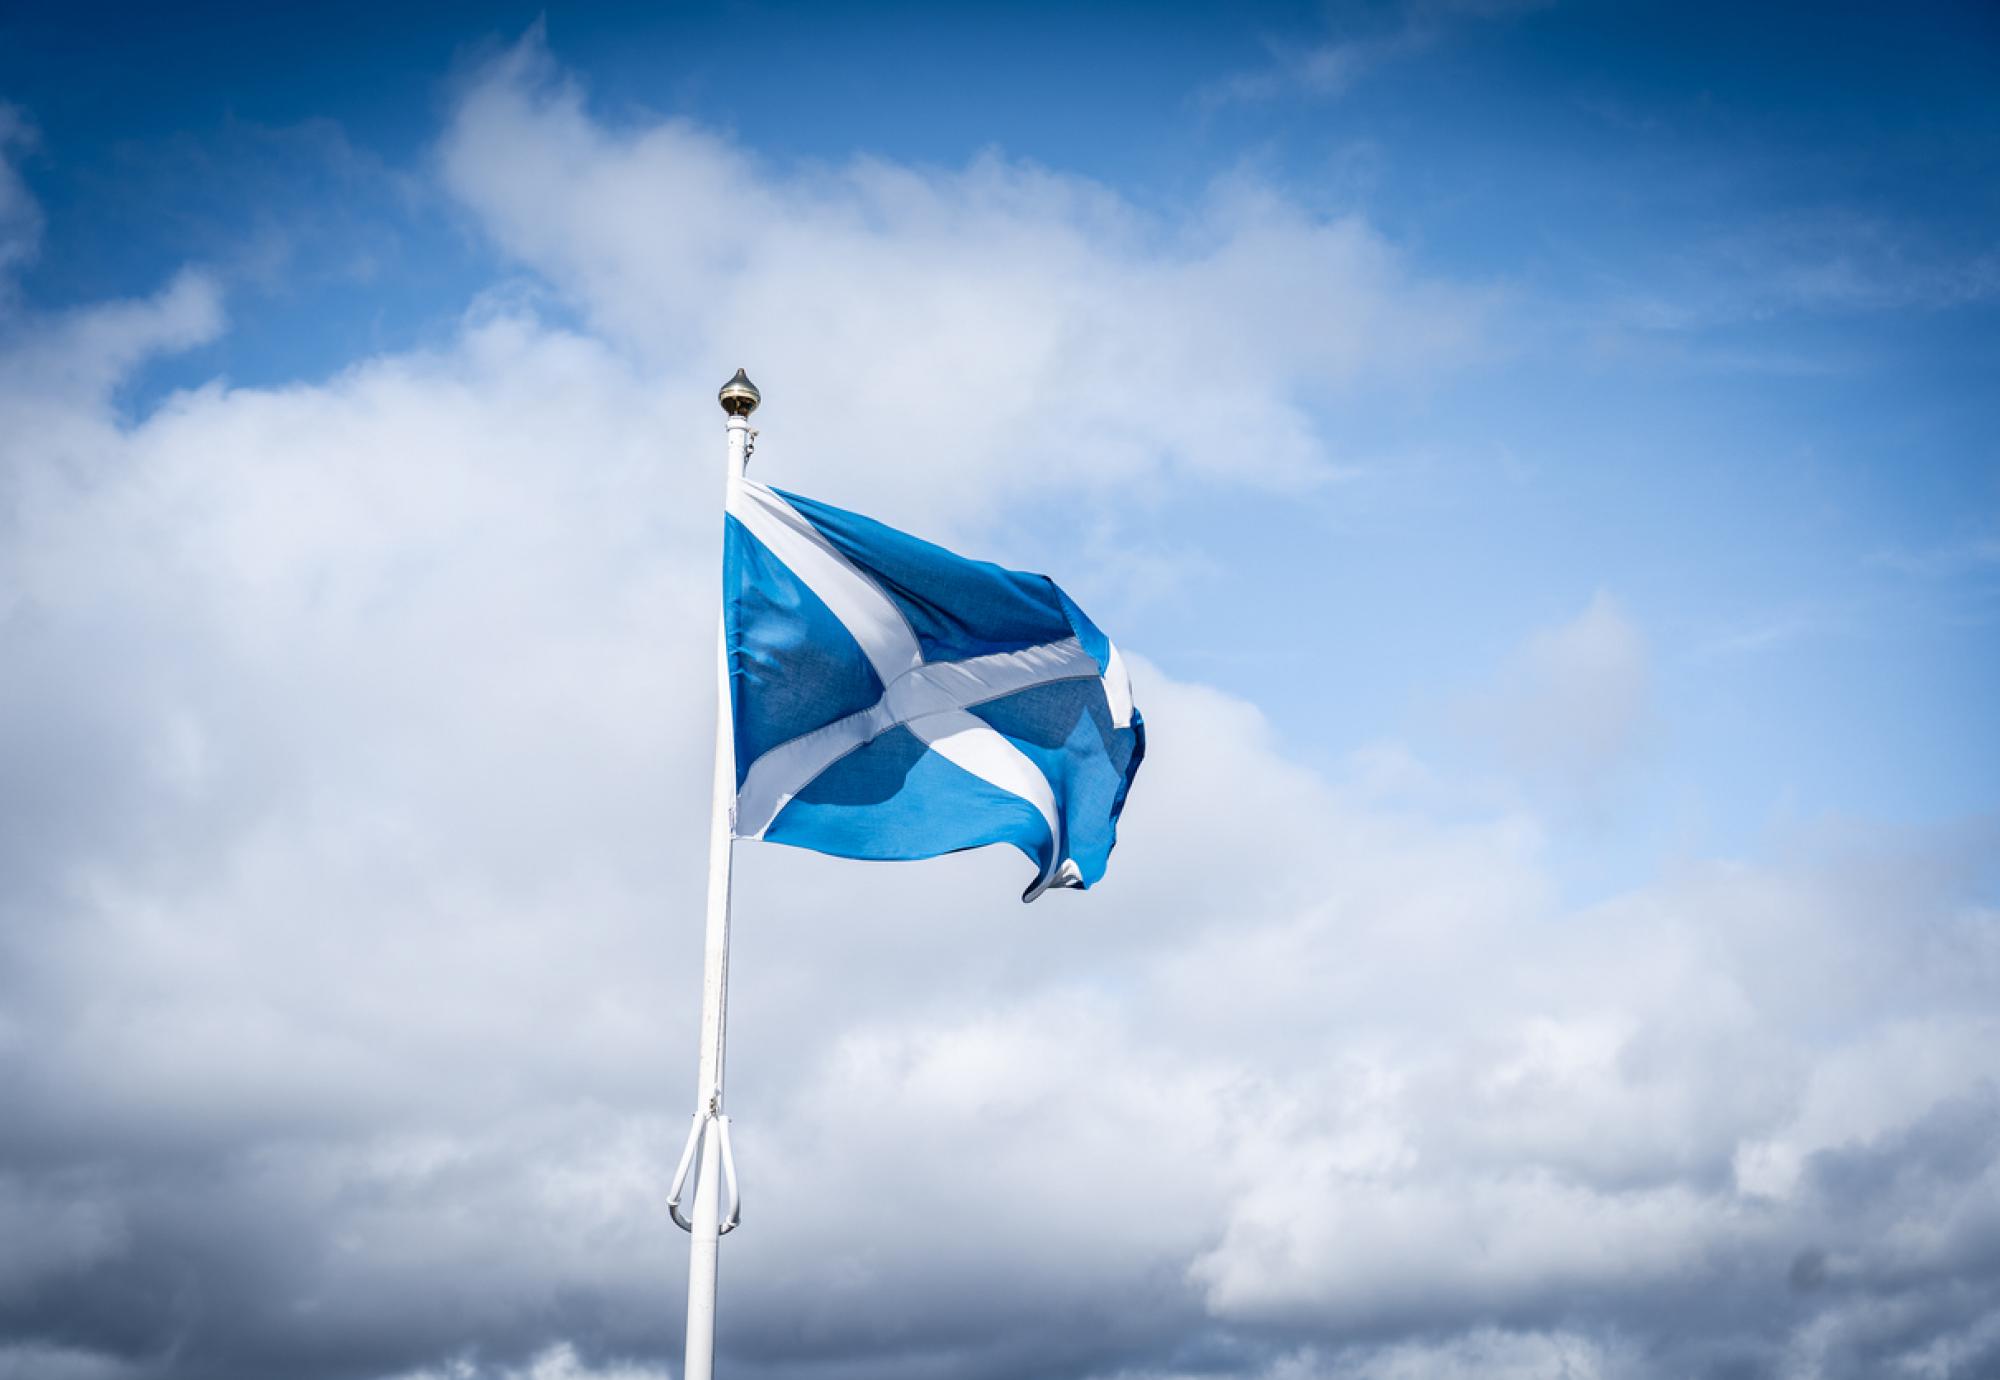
left=718, top=368, right=761, bottom=417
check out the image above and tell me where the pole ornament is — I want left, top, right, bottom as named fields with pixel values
left=719, top=368, right=761, bottom=416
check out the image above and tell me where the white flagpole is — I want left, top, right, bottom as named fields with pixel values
left=680, top=368, right=759, bottom=1380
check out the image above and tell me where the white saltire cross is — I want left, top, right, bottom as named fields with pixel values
left=725, top=478, right=1135, bottom=898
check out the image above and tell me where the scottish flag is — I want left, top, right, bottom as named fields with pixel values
left=724, top=478, right=1144, bottom=900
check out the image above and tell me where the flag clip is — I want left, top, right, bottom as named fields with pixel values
left=668, top=1110, right=742, bottom=1236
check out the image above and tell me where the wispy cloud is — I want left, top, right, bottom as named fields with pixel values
left=1200, top=27, right=1427, bottom=108
left=1699, top=618, right=1819, bottom=659
left=1615, top=210, right=2000, bottom=334
left=1198, top=0, right=1551, bottom=108
left=0, top=104, right=44, bottom=289
left=1869, top=533, right=2000, bottom=578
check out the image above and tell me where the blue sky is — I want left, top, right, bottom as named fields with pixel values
left=6, top=1, right=1993, bottom=875
left=2, top=5, right=1998, bottom=1380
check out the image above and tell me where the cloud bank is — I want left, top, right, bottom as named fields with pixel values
left=2, top=34, right=1996, bottom=1380
left=435, top=35, right=1487, bottom=527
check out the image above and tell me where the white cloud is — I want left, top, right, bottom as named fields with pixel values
left=435, top=33, right=1489, bottom=533
left=1466, top=589, right=1652, bottom=795
left=1, top=269, right=222, bottom=405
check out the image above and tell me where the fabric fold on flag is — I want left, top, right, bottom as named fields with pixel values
left=723, top=477, right=1144, bottom=900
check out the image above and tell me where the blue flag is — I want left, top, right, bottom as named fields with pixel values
left=723, top=478, right=1144, bottom=900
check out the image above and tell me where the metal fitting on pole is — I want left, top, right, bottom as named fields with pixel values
left=719, top=368, right=761, bottom=417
